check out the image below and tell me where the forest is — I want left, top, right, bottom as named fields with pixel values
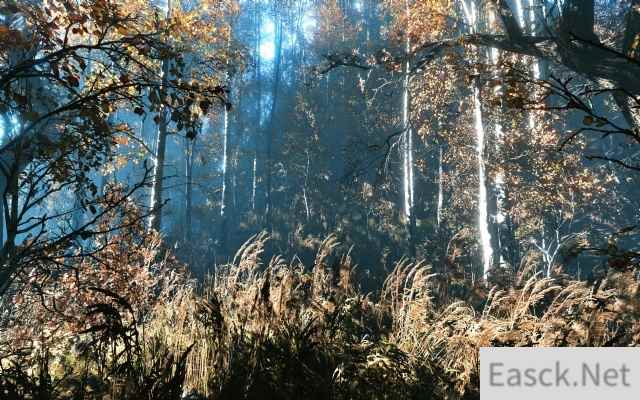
left=0, top=0, right=639, bottom=398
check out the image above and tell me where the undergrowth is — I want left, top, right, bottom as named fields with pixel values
left=1, top=233, right=638, bottom=399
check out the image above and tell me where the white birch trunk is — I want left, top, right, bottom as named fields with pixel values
left=220, top=104, right=229, bottom=217
left=473, top=85, right=493, bottom=278
left=463, top=0, right=493, bottom=277
left=401, top=0, right=415, bottom=230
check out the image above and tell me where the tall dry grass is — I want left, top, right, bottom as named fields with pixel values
left=1, top=232, right=639, bottom=399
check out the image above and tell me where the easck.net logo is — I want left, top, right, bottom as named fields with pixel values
left=480, top=348, right=640, bottom=399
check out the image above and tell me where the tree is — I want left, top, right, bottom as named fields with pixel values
left=0, top=0, right=231, bottom=294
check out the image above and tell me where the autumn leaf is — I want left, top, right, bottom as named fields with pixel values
left=114, top=136, right=129, bottom=145
left=114, top=155, right=128, bottom=169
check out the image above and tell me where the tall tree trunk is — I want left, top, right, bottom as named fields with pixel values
left=0, top=148, right=20, bottom=295
left=473, top=84, right=493, bottom=278
left=232, top=152, right=238, bottom=211
left=252, top=1, right=262, bottom=211
left=219, top=93, right=231, bottom=253
left=303, top=150, right=311, bottom=221
left=402, top=0, right=416, bottom=255
left=148, top=0, right=173, bottom=232
left=265, top=19, right=283, bottom=229
left=0, top=176, right=4, bottom=246
left=184, top=139, right=194, bottom=244
left=220, top=97, right=230, bottom=218
left=525, top=0, right=554, bottom=276
left=488, top=2, right=508, bottom=270
left=436, top=143, right=444, bottom=231
left=464, top=0, right=494, bottom=278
